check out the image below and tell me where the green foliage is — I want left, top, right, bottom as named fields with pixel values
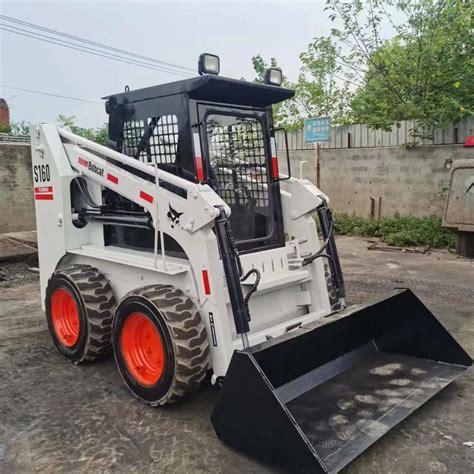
left=336, top=0, right=474, bottom=132
left=293, top=37, right=351, bottom=126
left=251, top=0, right=473, bottom=133
left=334, top=213, right=456, bottom=248
left=10, top=121, right=31, bottom=135
left=325, top=0, right=473, bottom=132
left=0, top=123, right=11, bottom=133
left=251, top=55, right=280, bottom=84
left=251, top=43, right=350, bottom=129
left=252, top=54, right=291, bottom=128
left=57, top=115, right=108, bottom=145
left=0, top=121, right=33, bottom=135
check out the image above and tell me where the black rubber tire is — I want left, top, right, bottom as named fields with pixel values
left=324, top=263, right=342, bottom=311
left=112, top=284, right=210, bottom=406
left=45, top=264, right=116, bottom=364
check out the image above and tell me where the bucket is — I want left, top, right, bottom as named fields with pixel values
left=211, top=289, right=471, bottom=472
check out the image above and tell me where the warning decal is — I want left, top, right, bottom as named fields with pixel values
left=34, top=186, right=54, bottom=201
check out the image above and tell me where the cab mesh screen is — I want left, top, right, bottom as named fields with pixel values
left=206, top=115, right=269, bottom=207
left=119, top=115, right=179, bottom=165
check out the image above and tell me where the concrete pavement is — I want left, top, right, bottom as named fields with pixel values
left=0, top=236, right=472, bottom=473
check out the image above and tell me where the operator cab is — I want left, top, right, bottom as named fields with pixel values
left=104, top=55, right=293, bottom=253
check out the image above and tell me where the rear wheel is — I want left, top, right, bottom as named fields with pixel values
left=112, top=284, right=209, bottom=406
left=45, top=264, right=116, bottom=363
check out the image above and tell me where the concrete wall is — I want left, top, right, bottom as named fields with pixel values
left=283, top=144, right=473, bottom=218
left=278, top=148, right=318, bottom=184
left=1, top=142, right=473, bottom=234
left=0, top=144, right=35, bottom=233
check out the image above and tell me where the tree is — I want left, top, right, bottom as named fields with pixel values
left=251, top=55, right=280, bottom=84
left=10, top=121, right=32, bottom=135
left=251, top=48, right=350, bottom=129
left=57, top=115, right=108, bottom=145
left=252, top=1, right=473, bottom=134
left=250, top=55, right=298, bottom=128
left=0, top=121, right=33, bottom=135
left=325, top=0, right=473, bottom=132
left=291, top=37, right=351, bottom=127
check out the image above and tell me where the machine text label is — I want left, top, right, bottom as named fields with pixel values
left=33, top=164, right=50, bottom=183
left=209, top=313, right=218, bottom=346
left=88, top=162, right=104, bottom=177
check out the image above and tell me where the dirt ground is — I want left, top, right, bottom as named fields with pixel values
left=0, top=236, right=473, bottom=473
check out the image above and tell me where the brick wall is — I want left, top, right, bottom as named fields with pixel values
left=0, top=99, right=10, bottom=128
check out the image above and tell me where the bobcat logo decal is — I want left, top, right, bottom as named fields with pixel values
left=167, top=204, right=183, bottom=229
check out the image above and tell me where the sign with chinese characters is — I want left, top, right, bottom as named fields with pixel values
left=304, top=116, right=331, bottom=143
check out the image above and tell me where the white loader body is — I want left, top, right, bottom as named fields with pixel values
left=32, top=124, right=331, bottom=379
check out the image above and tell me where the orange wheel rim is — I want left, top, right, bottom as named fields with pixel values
left=121, top=312, right=165, bottom=386
left=51, top=288, right=80, bottom=347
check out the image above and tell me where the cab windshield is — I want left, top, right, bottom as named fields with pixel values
left=205, top=113, right=272, bottom=243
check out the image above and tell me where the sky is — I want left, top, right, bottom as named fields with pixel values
left=0, top=0, right=337, bottom=129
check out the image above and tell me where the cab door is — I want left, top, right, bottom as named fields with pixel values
left=197, top=103, right=284, bottom=252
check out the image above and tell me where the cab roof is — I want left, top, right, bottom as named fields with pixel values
left=103, top=75, right=295, bottom=108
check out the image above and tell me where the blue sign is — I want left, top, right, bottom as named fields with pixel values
left=304, top=117, right=331, bottom=143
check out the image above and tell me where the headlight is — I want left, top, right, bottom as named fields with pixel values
left=198, top=53, right=220, bottom=76
left=264, top=68, right=283, bottom=86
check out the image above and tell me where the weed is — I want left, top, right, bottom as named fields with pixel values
left=333, top=213, right=456, bottom=248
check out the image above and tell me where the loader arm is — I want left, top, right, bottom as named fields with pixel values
left=57, top=127, right=228, bottom=234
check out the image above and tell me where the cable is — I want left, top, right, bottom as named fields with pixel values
left=0, top=85, right=102, bottom=104
left=0, top=26, right=192, bottom=77
left=0, top=14, right=195, bottom=74
left=1, top=23, right=192, bottom=77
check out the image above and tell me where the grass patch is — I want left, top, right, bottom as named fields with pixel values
left=333, top=213, right=456, bottom=248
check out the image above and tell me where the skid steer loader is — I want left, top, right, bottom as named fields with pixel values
left=32, top=54, right=471, bottom=472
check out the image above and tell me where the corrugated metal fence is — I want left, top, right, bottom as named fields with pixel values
left=2, top=119, right=472, bottom=150
left=275, top=117, right=474, bottom=150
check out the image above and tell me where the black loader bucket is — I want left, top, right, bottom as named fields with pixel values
left=211, top=289, right=471, bottom=473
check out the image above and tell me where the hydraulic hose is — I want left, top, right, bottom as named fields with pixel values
left=303, top=205, right=346, bottom=299
left=214, top=209, right=250, bottom=337
left=240, top=268, right=261, bottom=321
left=226, top=221, right=261, bottom=322
left=74, top=177, right=101, bottom=209
left=302, top=207, right=334, bottom=266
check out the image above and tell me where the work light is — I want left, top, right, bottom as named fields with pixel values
left=198, top=53, right=220, bottom=76
left=264, top=68, right=283, bottom=87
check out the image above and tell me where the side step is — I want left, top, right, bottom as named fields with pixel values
left=211, top=289, right=472, bottom=473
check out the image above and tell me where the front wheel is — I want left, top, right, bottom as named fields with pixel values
left=112, top=285, right=210, bottom=406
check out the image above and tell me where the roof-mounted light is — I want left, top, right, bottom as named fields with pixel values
left=198, top=53, right=220, bottom=76
left=264, top=67, right=283, bottom=87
